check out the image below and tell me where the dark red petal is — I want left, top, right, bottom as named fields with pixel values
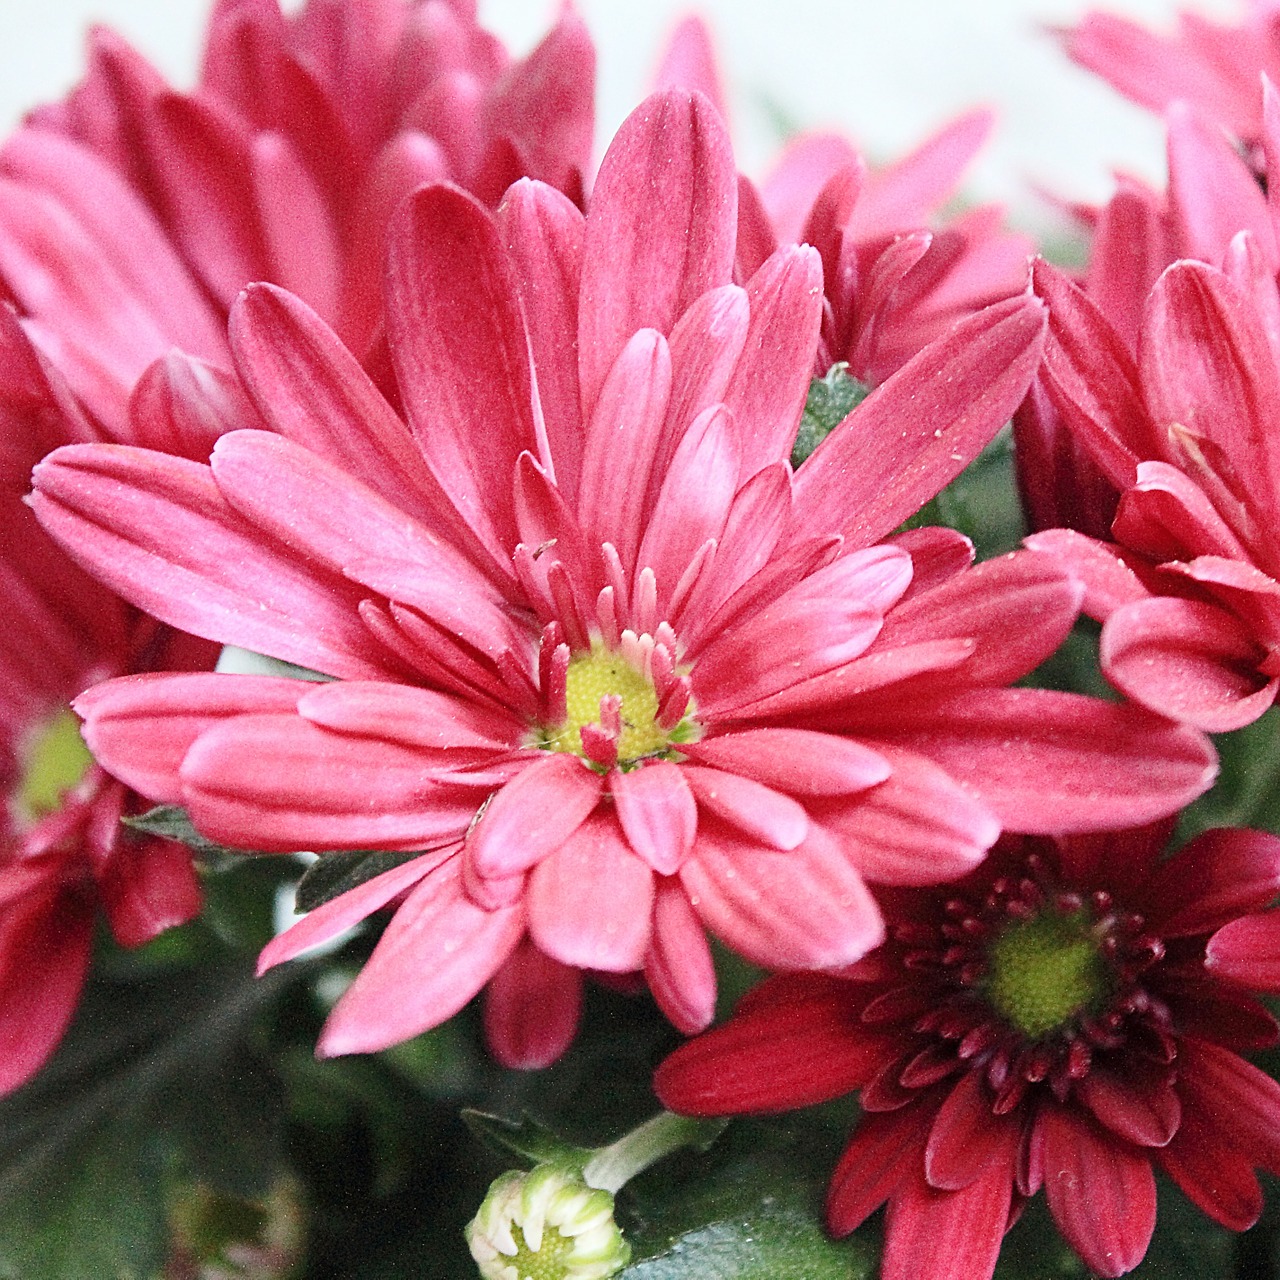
left=1041, top=1105, right=1156, bottom=1277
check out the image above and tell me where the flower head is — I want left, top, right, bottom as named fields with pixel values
left=467, top=1165, right=629, bottom=1280
left=656, top=823, right=1280, bottom=1279
left=655, top=15, right=1033, bottom=394
left=0, top=0, right=594, bottom=439
left=33, top=90, right=1213, bottom=1068
left=1064, top=1, right=1280, bottom=155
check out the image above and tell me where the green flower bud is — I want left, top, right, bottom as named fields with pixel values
left=466, top=1163, right=631, bottom=1280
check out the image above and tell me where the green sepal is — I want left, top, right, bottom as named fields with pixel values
left=463, top=1110, right=596, bottom=1172
left=790, top=363, right=871, bottom=468
left=294, top=849, right=426, bottom=912
left=122, top=804, right=258, bottom=869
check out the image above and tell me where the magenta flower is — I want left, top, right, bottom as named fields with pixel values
left=654, top=16, right=1033, bottom=390
left=0, top=319, right=213, bottom=1092
left=1065, top=0, right=1280, bottom=155
left=0, top=0, right=593, bottom=438
left=656, top=823, right=1280, bottom=1280
left=33, top=91, right=1213, bottom=1069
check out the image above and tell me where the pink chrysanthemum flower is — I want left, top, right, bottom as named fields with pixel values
left=1022, top=79, right=1280, bottom=732
left=32, top=92, right=1213, bottom=1070
left=1064, top=0, right=1280, bottom=156
left=654, top=16, right=1034, bottom=391
left=656, top=823, right=1280, bottom=1280
left=1016, top=77, right=1280, bottom=542
left=0, top=0, right=593, bottom=439
left=0, top=310, right=216, bottom=1093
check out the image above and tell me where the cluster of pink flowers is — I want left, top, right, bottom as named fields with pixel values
left=5, top=0, right=1280, bottom=1276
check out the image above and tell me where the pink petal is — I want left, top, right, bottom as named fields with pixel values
left=682, top=729, right=889, bottom=797
left=812, top=744, right=999, bottom=886
left=258, top=849, right=448, bottom=972
left=1178, top=1037, right=1280, bottom=1170
left=682, top=766, right=808, bottom=851
left=652, top=16, right=727, bottom=120
left=1041, top=1105, right=1156, bottom=1278
left=644, top=878, right=715, bottom=1034
left=497, top=180, right=585, bottom=502
left=654, top=973, right=891, bottom=1114
left=577, top=89, right=736, bottom=412
left=852, top=108, right=993, bottom=239
left=680, top=821, right=884, bottom=970
left=1023, top=528, right=1152, bottom=621
left=791, top=294, right=1047, bottom=549
left=74, top=671, right=307, bottom=804
left=483, top=937, right=582, bottom=1070
left=1100, top=596, right=1276, bottom=731
left=228, top=283, right=472, bottom=543
left=465, top=752, right=603, bottom=879
left=319, top=858, right=524, bottom=1056
left=637, top=403, right=738, bottom=598
left=1168, top=101, right=1276, bottom=269
left=723, top=245, right=824, bottom=480
left=296, top=680, right=517, bottom=753
left=181, top=714, right=485, bottom=851
left=1031, top=257, right=1154, bottom=486
left=870, top=688, right=1217, bottom=833
left=31, top=443, right=388, bottom=681
left=1141, top=260, right=1280, bottom=530
left=1111, top=460, right=1251, bottom=563
left=611, top=761, right=697, bottom=875
left=385, top=183, right=537, bottom=561
left=129, top=352, right=256, bottom=461
left=100, top=828, right=203, bottom=949
left=526, top=814, right=655, bottom=972
left=575, top=328, right=672, bottom=574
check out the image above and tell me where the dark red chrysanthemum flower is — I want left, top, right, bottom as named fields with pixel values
left=656, top=824, right=1280, bottom=1280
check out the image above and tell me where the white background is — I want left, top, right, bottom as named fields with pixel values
left=0, top=0, right=1243, bottom=230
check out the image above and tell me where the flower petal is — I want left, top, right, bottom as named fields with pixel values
left=611, top=761, right=697, bottom=875
left=682, top=729, right=890, bottom=797
left=466, top=753, right=603, bottom=879
left=1041, top=1105, right=1156, bottom=1278
left=1100, top=596, right=1276, bottom=732
left=318, top=859, right=524, bottom=1056
left=483, top=937, right=583, bottom=1070
left=680, top=821, right=884, bottom=970
left=526, top=814, right=655, bottom=972
left=577, top=89, right=736, bottom=411
left=1147, top=827, right=1280, bottom=937
left=644, top=878, right=716, bottom=1034
left=655, top=973, right=890, bottom=1114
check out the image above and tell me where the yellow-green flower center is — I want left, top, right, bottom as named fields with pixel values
left=987, top=912, right=1110, bottom=1039
left=539, top=645, right=694, bottom=767
left=506, top=1222, right=575, bottom=1280
left=15, top=707, right=93, bottom=826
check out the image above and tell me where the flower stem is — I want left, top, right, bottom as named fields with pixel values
left=581, top=1111, right=724, bottom=1194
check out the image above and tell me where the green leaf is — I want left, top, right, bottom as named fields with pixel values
left=295, top=848, right=426, bottom=913
left=791, top=364, right=871, bottom=468
left=122, top=804, right=257, bottom=868
left=618, top=1121, right=872, bottom=1280
left=1178, top=707, right=1280, bottom=841
left=461, top=1110, right=595, bottom=1170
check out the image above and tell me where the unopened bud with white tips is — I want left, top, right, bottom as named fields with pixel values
left=465, top=1163, right=631, bottom=1280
